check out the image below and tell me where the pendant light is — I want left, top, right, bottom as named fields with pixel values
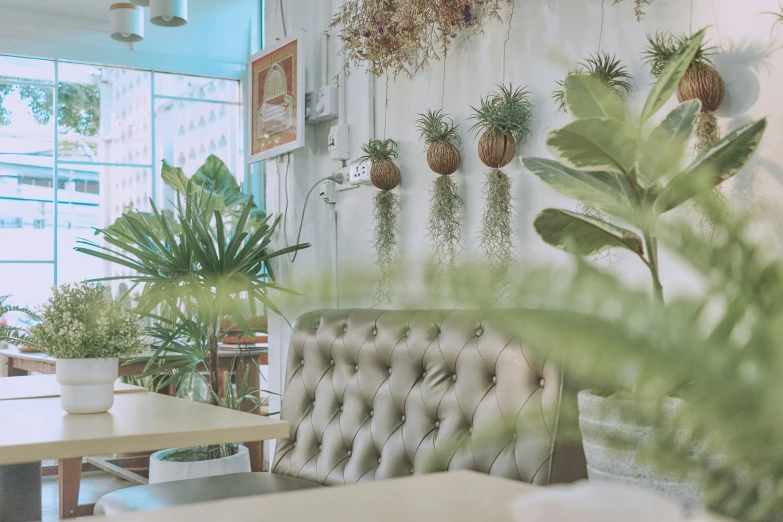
left=150, top=0, right=188, bottom=27
left=109, top=3, right=144, bottom=43
left=130, top=0, right=149, bottom=5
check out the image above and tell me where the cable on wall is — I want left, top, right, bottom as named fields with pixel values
left=598, top=0, right=606, bottom=52
left=279, top=0, right=288, bottom=37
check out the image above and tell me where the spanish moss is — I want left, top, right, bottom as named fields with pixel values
left=479, top=169, right=515, bottom=297
left=427, top=176, right=464, bottom=273
left=373, top=190, right=401, bottom=306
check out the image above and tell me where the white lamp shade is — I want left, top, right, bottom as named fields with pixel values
left=150, top=0, right=188, bottom=27
left=130, top=0, right=149, bottom=5
left=110, top=3, right=144, bottom=42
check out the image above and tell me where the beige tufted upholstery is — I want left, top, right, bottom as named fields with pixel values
left=272, top=309, right=586, bottom=485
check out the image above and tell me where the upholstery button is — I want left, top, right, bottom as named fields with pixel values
left=476, top=328, right=484, bottom=337
left=492, top=376, right=497, bottom=384
left=410, top=468, right=415, bottom=474
left=539, top=378, right=545, bottom=387
left=370, top=410, right=374, bottom=417
left=469, top=427, right=473, bottom=434
left=355, top=365, right=359, bottom=371
left=330, top=359, right=335, bottom=366
left=512, top=432, right=517, bottom=440
left=406, top=330, right=410, bottom=336
left=422, top=371, right=426, bottom=378
left=435, top=421, right=440, bottom=428
left=312, top=401, right=316, bottom=407
left=401, top=415, right=406, bottom=422
left=452, top=374, right=457, bottom=382
left=373, top=328, right=377, bottom=336
left=388, top=367, right=392, bottom=375
left=378, top=457, right=381, bottom=464
left=343, top=325, right=348, bottom=333
left=347, top=450, right=352, bottom=456
left=301, top=359, right=305, bottom=366
left=340, top=405, right=344, bottom=411
left=318, top=445, right=322, bottom=450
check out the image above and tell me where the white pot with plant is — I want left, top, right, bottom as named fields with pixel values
left=25, top=283, right=144, bottom=414
left=76, top=155, right=306, bottom=480
left=521, top=28, right=766, bottom=509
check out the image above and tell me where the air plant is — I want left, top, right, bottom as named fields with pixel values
left=613, top=0, right=650, bottom=21
left=553, top=53, right=633, bottom=113
left=417, top=109, right=464, bottom=273
left=470, top=84, right=533, bottom=293
left=359, top=138, right=402, bottom=305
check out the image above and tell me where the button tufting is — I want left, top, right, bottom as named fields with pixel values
left=492, top=376, right=497, bottom=384
left=469, top=427, right=473, bottom=434
left=452, top=374, right=457, bottom=382
left=410, top=468, right=415, bottom=474
left=401, top=415, right=406, bottom=422
left=301, top=359, right=305, bottom=366
left=318, top=445, right=322, bottom=450
left=435, top=421, right=440, bottom=428
left=330, top=360, right=335, bottom=366
left=312, top=401, right=316, bottom=407
left=373, top=328, right=377, bottom=336
left=340, top=405, right=344, bottom=411
left=378, top=457, right=381, bottom=464
left=347, top=449, right=352, bottom=456
left=388, top=367, right=392, bottom=375
left=370, top=410, right=374, bottom=417
left=355, top=365, right=359, bottom=371
left=343, top=325, right=348, bottom=333
left=406, top=330, right=410, bottom=336
left=539, top=378, right=545, bottom=387
left=512, top=432, right=517, bottom=440
left=422, top=371, right=427, bottom=378
left=476, top=328, right=484, bottom=337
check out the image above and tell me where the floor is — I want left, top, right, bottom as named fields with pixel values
left=41, top=472, right=134, bottom=520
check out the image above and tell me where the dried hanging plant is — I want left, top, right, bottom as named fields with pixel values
left=613, top=0, right=650, bottom=21
left=417, top=109, right=464, bottom=272
left=359, top=138, right=402, bottom=305
left=332, top=0, right=510, bottom=78
left=470, top=84, right=533, bottom=290
left=553, top=53, right=632, bottom=113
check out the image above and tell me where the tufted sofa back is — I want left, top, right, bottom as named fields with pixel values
left=271, top=309, right=586, bottom=485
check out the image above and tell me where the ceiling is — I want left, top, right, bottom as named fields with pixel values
left=0, top=0, right=116, bottom=22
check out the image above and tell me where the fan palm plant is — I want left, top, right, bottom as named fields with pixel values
left=0, top=295, right=38, bottom=346
left=76, top=190, right=309, bottom=404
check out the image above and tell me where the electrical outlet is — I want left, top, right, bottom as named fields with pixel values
left=320, top=180, right=338, bottom=204
left=349, top=161, right=371, bottom=185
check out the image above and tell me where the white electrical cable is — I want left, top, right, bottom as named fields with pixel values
left=290, top=174, right=342, bottom=263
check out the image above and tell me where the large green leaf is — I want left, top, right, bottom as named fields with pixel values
left=546, top=118, right=638, bottom=178
left=640, top=29, right=706, bottom=123
left=638, top=100, right=701, bottom=186
left=534, top=208, right=644, bottom=256
left=191, top=155, right=251, bottom=208
left=161, top=162, right=189, bottom=193
left=654, top=118, right=767, bottom=213
left=521, top=157, right=635, bottom=220
left=564, top=74, right=626, bottom=121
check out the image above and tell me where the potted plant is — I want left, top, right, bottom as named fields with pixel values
left=0, top=294, right=37, bottom=349
left=470, top=84, right=533, bottom=288
left=24, top=283, right=143, bottom=414
left=76, top=167, right=308, bottom=479
left=359, top=138, right=402, bottom=305
left=520, top=29, right=766, bottom=506
left=416, top=109, right=464, bottom=272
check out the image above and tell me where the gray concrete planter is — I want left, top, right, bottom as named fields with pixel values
left=577, top=389, right=704, bottom=511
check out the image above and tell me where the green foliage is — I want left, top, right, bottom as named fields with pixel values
left=415, top=109, right=461, bottom=146
left=553, top=53, right=632, bottom=113
left=454, top=207, right=783, bottom=521
left=612, top=0, right=650, bottom=21
left=479, top=169, right=514, bottom=294
left=373, top=190, right=400, bottom=306
left=522, top=29, right=766, bottom=301
left=26, top=283, right=143, bottom=359
left=0, top=295, right=39, bottom=345
left=469, top=84, right=533, bottom=143
left=75, top=192, right=309, bottom=399
left=642, top=30, right=716, bottom=78
left=0, top=83, right=100, bottom=135
left=359, top=138, right=398, bottom=163
left=427, top=175, right=463, bottom=272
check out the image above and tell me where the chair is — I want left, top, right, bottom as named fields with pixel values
left=95, top=309, right=586, bottom=515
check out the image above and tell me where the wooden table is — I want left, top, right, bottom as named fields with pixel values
left=0, top=374, right=145, bottom=401
left=0, top=392, right=288, bottom=522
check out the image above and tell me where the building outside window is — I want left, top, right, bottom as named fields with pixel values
left=0, top=55, right=244, bottom=319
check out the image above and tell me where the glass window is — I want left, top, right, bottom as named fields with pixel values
left=0, top=57, right=243, bottom=312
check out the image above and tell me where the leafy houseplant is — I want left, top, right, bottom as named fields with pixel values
left=26, top=283, right=144, bottom=414
left=553, top=53, right=632, bottom=114
left=417, top=110, right=464, bottom=273
left=643, top=31, right=724, bottom=155
left=0, top=295, right=38, bottom=347
left=470, top=84, right=533, bottom=288
left=521, top=28, right=766, bottom=505
left=359, top=138, right=402, bottom=305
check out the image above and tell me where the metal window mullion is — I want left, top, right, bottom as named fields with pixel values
left=53, top=59, right=59, bottom=286
left=0, top=77, right=54, bottom=89
left=58, top=160, right=154, bottom=169
left=151, top=73, right=157, bottom=204
left=153, top=94, right=241, bottom=106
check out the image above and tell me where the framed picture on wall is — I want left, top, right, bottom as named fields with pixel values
left=247, top=33, right=304, bottom=163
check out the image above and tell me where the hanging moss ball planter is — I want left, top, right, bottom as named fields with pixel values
left=553, top=52, right=633, bottom=114
left=360, top=138, right=401, bottom=305
left=469, top=84, right=533, bottom=290
left=416, top=110, right=464, bottom=272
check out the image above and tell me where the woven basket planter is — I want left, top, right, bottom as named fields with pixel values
left=427, top=141, right=460, bottom=175
left=371, top=158, right=401, bottom=190
left=478, top=130, right=516, bottom=169
left=676, top=63, right=725, bottom=113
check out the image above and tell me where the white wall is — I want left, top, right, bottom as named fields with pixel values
left=265, top=0, right=783, bottom=399
left=0, top=0, right=261, bottom=78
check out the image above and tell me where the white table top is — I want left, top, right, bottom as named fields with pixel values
left=0, top=392, right=288, bottom=465
left=0, top=375, right=146, bottom=401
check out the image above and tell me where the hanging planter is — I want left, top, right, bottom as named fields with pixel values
left=553, top=52, right=633, bottom=113
left=416, top=109, right=464, bottom=272
left=360, top=138, right=402, bottom=305
left=643, top=31, right=724, bottom=154
left=469, top=84, right=533, bottom=288
left=613, top=0, right=651, bottom=21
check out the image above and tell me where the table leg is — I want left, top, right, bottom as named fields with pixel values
left=236, top=357, right=264, bottom=472
left=0, top=462, right=41, bottom=522
left=59, top=457, right=93, bottom=519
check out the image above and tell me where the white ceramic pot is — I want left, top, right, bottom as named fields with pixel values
left=577, top=390, right=704, bottom=511
left=55, top=358, right=119, bottom=414
left=149, top=445, right=251, bottom=484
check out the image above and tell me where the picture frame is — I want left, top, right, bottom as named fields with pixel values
left=247, top=33, right=305, bottom=163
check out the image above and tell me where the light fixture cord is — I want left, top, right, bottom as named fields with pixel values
left=502, top=0, right=516, bottom=84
